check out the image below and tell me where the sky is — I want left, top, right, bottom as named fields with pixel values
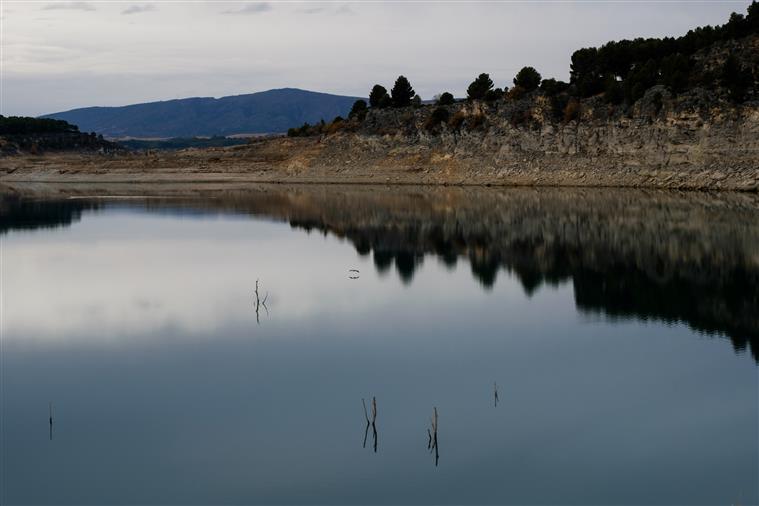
left=0, top=0, right=753, bottom=116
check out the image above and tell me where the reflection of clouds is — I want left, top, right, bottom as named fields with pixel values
left=41, top=2, right=95, bottom=12
left=121, top=4, right=156, bottom=16
left=4, top=211, right=534, bottom=343
left=4, top=213, right=490, bottom=342
left=221, top=2, right=271, bottom=15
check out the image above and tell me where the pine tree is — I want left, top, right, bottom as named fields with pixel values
left=390, top=76, right=415, bottom=107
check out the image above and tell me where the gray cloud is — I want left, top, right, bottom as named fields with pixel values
left=222, top=2, right=271, bottom=15
left=122, top=4, right=156, bottom=15
left=298, top=6, right=326, bottom=15
left=5, top=1, right=751, bottom=117
left=41, top=2, right=95, bottom=11
left=297, top=4, right=353, bottom=16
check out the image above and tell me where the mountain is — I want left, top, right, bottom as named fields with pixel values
left=40, top=88, right=364, bottom=138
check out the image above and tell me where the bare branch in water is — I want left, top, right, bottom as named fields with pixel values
left=361, top=396, right=378, bottom=452
left=428, top=406, right=439, bottom=466
left=253, top=279, right=270, bottom=324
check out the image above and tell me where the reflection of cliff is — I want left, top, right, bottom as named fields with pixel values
left=0, top=193, right=99, bottom=234
left=2, top=184, right=757, bottom=361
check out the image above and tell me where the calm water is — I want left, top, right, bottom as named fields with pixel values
left=1, top=185, right=757, bottom=505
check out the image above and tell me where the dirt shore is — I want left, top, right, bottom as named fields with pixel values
left=1, top=133, right=757, bottom=191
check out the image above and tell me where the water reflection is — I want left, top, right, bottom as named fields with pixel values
left=0, top=192, right=99, bottom=234
left=2, top=183, right=756, bottom=505
left=3, top=183, right=756, bottom=362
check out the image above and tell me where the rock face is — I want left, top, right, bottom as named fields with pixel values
left=308, top=89, right=758, bottom=191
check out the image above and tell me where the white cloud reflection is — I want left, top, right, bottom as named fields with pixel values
left=3, top=209, right=533, bottom=343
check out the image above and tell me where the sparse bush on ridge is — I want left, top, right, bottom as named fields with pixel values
left=436, top=92, right=455, bottom=105
left=467, top=73, right=494, bottom=101
left=514, top=67, right=542, bottom=92
left=485, top=88, right=504, bottom=102
left=369, top=85, right=389, bottom=108
left=349, top=100, right=368, bottom=120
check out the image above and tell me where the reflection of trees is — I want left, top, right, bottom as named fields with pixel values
left=4, top=184, right=757, bottom=362
left=573, top=265, right=758, bottom=361
left=278, top=187, right=759, bottom=362
left=0, top=193, right=99, bottom=234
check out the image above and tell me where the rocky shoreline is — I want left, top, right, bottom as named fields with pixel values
left=2, top=89, right=758, bottom=191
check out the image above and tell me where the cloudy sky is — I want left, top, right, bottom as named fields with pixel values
left=1, top=0, right=752, bottom=116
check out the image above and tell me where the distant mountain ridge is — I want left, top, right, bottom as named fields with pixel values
left=41, top=88, right=364, bottom=138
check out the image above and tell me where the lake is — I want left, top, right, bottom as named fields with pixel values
left=1, top=184, right=757, bottom=505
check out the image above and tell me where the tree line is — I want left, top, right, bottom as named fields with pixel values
left=570, top=0, right=758, bottom=103
left=0, top=116, right=80, bottom=135
left=288, top=1, right=758, bottom=138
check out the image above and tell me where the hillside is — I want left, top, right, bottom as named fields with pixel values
left=41, top=88, right=363, bottom=138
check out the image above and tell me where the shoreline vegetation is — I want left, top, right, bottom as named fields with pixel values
left=1, top=3, right=758, bottom=191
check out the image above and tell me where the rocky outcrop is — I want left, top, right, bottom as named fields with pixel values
left=307, top=88, right=758, bottom=191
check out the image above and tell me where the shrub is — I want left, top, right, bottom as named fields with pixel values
left=563, top=98, right=582, bottom=122
left=603, top=76, right=624, bottom=104
left=661, top=53, right=690, bottom=93
left=349, top=99, right=368, bottom=120
left=540, top=78, right=569, bottom=96
left=721, top=55, right=753, bottom=102
left=391, top=75, right=415, bottom=107
left=425, top=107, right=450, bottom=131
left=506, top=85, right=526, bottom=100
left=412, top=94, right=422, bottom=107
left=467, top=73, right=494, bottom=100
left=448, top=110, right=467, bottom=130
left=509, top=109, right=531, bottom=127
left=549, top=94, right=570, bottom=120
left=436, top=92, right=455, bottom=105
left=325, top=117, right=349, bottom=135
left=651, top=91, right=664, bottom=115
left=485, top=88, right=504, bottom=102
left=513, top=67, right=542, bottom=91
left=469, top=113, right=487, bottom=130
left=624, top=58, right=659, bottom=103
left=287, top=122, right=312, bottom=137
left=369, top=85, right=389, bottom=108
